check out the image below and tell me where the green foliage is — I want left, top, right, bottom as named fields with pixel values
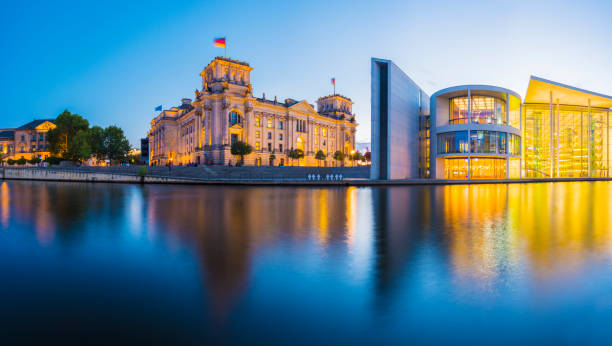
left=349, top=151, right=363, bottom=161
left=103, top=125, right=131, bottom=162
left=315, top=150, right=326, bottom=166
left=88, top=125, right=106, bottom=160
left=288, top=148, right=305, bottom=165
left=364, top=151, right=371, bottom=161
left=47, top=110, right=90, bottom=158
left=44, top=156, right=63, bottom=165
left=333, top=150, right=345, bottom=162
left=17, top=157, right=27, bottom=165
left=269, top=153, right=276, bottom=161
left=28, top=157, right=42, bottom=165
left=66, top=130, right=92, bottom=162
left=288, top=148, right=304, bottom=160
left=231, top=141, right=253, bottom=163
left=315, top=150, right=326, bottom=160
left=47, top=110, right=131, bottom=165
left=348, top=151, right=364, bottom=166
left=7, top=159, right=15, bottom=165
left=138, top=166, right=147, bottom=177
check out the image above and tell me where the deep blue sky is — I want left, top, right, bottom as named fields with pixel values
left=2, top=0, right=611, bottom=145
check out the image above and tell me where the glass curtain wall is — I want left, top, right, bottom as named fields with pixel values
left=591, top=108, right=608, bottom=177
left=450, top=97, right=469, bottom=124
left=523, top=104, right=552, bottom=178
left=471, top=96, right=506, bottom=125
left=509, top=95, right=521, bottom=129
left=418, top=116, right=431, bottom=178
left=444, top=158, right=469, bottom=179
left=437, top=131, right=468, bottom=154
left=470, top=158, right=507, bottom=179
left=524, top=104, right=609, bottom=178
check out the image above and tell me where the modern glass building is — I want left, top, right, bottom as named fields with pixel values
left=430, top=85, right=522, bottom=179
left=523, top=76, right=612, bottom=178
left=370, top=58, right=612, bottom=180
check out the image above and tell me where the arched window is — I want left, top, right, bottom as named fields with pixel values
left=229, top=111, right=241, bottom=125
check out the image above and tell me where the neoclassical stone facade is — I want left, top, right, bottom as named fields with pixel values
left=148, top=57, right=357, bottom=166
left=0, top=119, right=56, bottom=161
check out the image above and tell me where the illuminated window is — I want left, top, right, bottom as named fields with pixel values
left=322, top=128, right=327, bottom=137
left=471, top=96, right=506, bottom=124
left=315, top=127, right=319, bottom=136
left=256, top=117, right=261, bottom=127
left=267, top=119, right=273, bottom=128
left=255, top=142, right=260, bottom=150
left=256, top=131, right=260, bottom=139
left=449, top=97, right=469, bottom=124
left=437, top=131, right=468, bottom=154
left=229, top=111, right=241, bottom=125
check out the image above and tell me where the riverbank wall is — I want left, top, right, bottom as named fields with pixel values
left=2, top=166, right=612, bottom=186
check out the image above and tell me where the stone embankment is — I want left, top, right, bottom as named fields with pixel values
left=0, top=166, right=370, bottom=185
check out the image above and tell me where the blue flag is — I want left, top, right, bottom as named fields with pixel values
left=155, top=105, right=162, bottom=112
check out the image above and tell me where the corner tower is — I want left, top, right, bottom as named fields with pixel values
left=199, top=57, right=254, bottom=97
left=316, top=94, right=354, bottom=121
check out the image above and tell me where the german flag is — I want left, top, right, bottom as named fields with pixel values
left=213, top=37, right=226, bottom=48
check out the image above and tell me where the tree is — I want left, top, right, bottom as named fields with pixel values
left=315, top=150, right=326, bottom=166
left=88, top=126, right=106, bottom=161
left=349, top=151, right=363, bottom=166
left=45, top=156, right=63, bottom=165
left=17, top=157, right=27, bottom=165
left=230, top=141, right=253, bottom=165
left=47, top=110, right=90, bottom=158
left=333, top=150, right=345, bottom=166
left=66, top=130, right=92, bottom=162
left=288, top=148, right=305, bottom=166
left=269, top=153, right=276, bottom=166
left=103, top=126, right=131, bottom=162
left=364, top=151, right=371, bottom=162
left=29, top=157, right=42, bottom=165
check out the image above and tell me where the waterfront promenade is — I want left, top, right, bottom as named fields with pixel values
left=3, top=166, right=612, bottom=186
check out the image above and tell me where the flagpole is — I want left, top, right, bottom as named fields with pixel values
left=225, top=37, right=227, bottom=57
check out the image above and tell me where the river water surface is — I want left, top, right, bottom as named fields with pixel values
left=1, top=180, right=612, bottom=345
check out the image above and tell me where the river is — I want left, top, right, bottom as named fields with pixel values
left=1, top=180, right=612, bottom=344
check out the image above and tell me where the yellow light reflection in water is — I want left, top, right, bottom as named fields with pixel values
left=445, top=182, right=612, bottom=291
left=316, top=189, right=329, bottom=245
left=34, top=184, right=55, bottom=246
left=345, top=186, right=357, bottom=248
left=1, top=181, right=9, bottom=229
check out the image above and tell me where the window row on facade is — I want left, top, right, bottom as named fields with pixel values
left=443, top=157, right=521, bottom=179
left=437, top=131, right=520, bottom=155
left=449, top=96, right=520, bottom=127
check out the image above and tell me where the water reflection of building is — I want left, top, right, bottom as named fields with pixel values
left=142, top=185, right=360, bottom=318
left=367, top=182, right=612, bottom=300
left=371, top=58, right=612, bottom=180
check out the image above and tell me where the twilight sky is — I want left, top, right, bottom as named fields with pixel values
left=1, top=0, right=611, bottom=145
